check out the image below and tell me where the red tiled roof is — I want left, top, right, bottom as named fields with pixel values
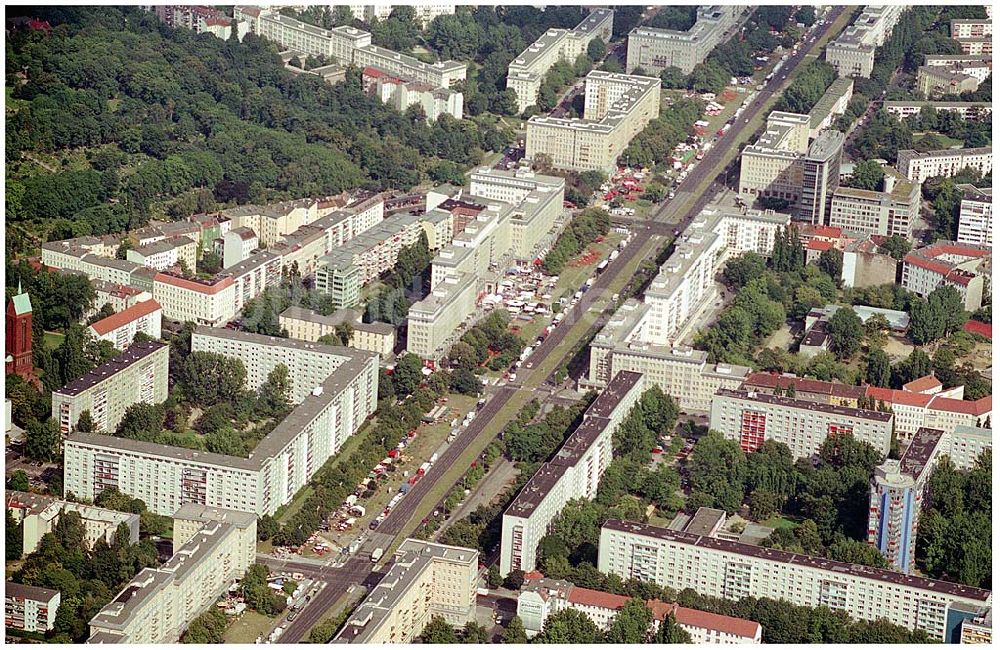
left=929, top=395, right=992, bottom=416
left=154, top=272, right=233, bottom=295
left=924, top=242, right=991, bottom=259
left=673, top=604, right=762, bottom=639
left=904, top=253, right=953, bottom=276
left=566, top=586, right=629, bottom=610
left=523, top=571, right=544, bottom=581
left=809, top=225, right=843, bottom=239
left=964, top=320, right=992, bottom=339
left=945, top=269, right=975, bottom=286
left=743, top=372, right=866, bottom=399
left=867, top=386, right=934, bottom=408
left=646, top=600, right=760, bottom=638
left=88, top=300, right=161, bottom=336
left=902, top=375, right=942, bottom=394
left=205, top=16, right=231, bottom=26
left=807, top=239, right=834, bottom=251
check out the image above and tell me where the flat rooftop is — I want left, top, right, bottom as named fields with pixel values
left=54, top=341, right=167, bottom=397
left=716, top=388, right=893, bottom=422
left=603, top=519, right=991, bottom=601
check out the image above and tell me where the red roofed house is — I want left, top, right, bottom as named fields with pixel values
left=517, top=577, right=762, bottom=643
left=867, top=384, right=991, bottom=439
left=902, top=240, right=990, bottom=310
left=804, top=238, right=834, bottom=264
left=902, top=374, right=944, bottom=395
left=741, top=372, right=866, bottom=407
left=964, top=319, right=991, bottom=339
left=87, top=300, right=162, bottom=351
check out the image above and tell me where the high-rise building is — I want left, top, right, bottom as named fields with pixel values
left=50, top=341, right=169, bottom=435
left=956, top=185, right=992, bottom=246
left=335, top=539, right=478, bottom=643
left=826, top=6, right=906, bottom=78
left=828, top=167, right=920, bottom=237
left=597, top=519, right=991, bottom=642
left=500, top=371, right=644, bottom=576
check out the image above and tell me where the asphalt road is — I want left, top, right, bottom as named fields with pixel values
left=268, top=14, right=850, bottom=641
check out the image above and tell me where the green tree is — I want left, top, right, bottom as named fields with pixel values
left=25, top=418, right=61, bottom=462
left=688, top=431, right=746, bottom=513
left=182, top=608, right=227, bottom=643
left=75, top=410, right=96, bottom=433
left=392, top=353, right=424, bottom=396
left=180, top=351, right=247, bottom=406
left=878, top=235, right=911, bottom=262
left=421, top=616, right=460, bottom=643
left=463, top=621, right=490, bottom=643
left=503, top=616, right=529, bottom=644
left=534, top=608, right=604, bottom=643
left=722, top=252, right=767, bottom=288
left=257, top=363, right=291, bottom=417
left=845, top=160, right=885, bottom=191
left=6, top=509, right=24, bottom=560
left=816, top=249, right=842, bottom=281
left=827, top=539, right=889, bottom=568
left=9, top=469, right=30, bottom=492
left=828, top=308, right=864, bottom=360
left=115, top=403, right=166, bottom=441
left=586, top=37, right=607, bottom=62
left=654, top=613, right=693, bottom=643
left=606, top=598, right=653, bottom=643
left=865, top=349, right=891, bottom=387
left=504, top=568, right=526, bottom=591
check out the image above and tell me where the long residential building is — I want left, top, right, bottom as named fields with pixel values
left=517, top=577, right=762, bottom=642
left=597, top=519, right=992, bottom=642
left=866, top=386, right=992, bottom=441
left=51, top=341, right=169, bottom=435
left=826, top=5, right=906, bottom=78
left=87, top=508, right=256, bottom=644
left=500, top=371, right=644, bottom=576
left=63, top=330, right=378, bottom=517
left=507, top=8, right=614, bottom=112
left=828, top=166, right=920, bottom=237
left=234, top=6, right=466, bottom=88
left=406, top=272, right=479, bottom=359
left=901, top=240, right=990, bottom=310
left=525, top=70, right=661, bottom=174
left=587, top=207, right=788, bottom=407
left=5, top=491, right=140, bottom=557
left=868, top=426, right=990, bottom=574
left=956, top=185, right=992, bottom=246
left=709, top=388, right=894, bottom=459
left=334, top=539, right=478, bottom=643
left=883, top=100, right=992, bottom=121
left=896, top=147, right=992, bottom=184
left=626, top=6, right=747, bottom=75
left=5, top=582, right=60, bottom=633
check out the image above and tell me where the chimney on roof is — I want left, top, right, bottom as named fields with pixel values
left=883, top=174, right=895, bottom=194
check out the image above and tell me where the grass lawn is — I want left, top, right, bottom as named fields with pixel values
left=43, top=331, right=65, bottom=350
left=763, top=515, right=801, bottom=530
left=223, top=610, right=276, bottom=644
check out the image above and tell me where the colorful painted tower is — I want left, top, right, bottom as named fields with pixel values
left=6, top=283, right=35, bottom=381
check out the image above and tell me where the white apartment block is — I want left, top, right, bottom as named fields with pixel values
left=828, top=169, right=920, bottom=238
left=126, top=236, right=197, bottom=272
left=826, top=5, right=906, bottom=78
left=5, top=491, right=140, bottom=557
left=956, top=185, right=992, bottom=246
left=370, top=72, right=463, bottom=121
left=152, top=272, right=237, bottom=328
left=407, top=272, right=478, bottom=359
left=525, top=70, right=661, bottom=174
left=88, top=299, right=162, bottom=350
left=86, top=282, right=152, bottom=320
left=87, top=511, right=256, bottom=644
left=709, top=388, right=894, bottom=459
left=5, top=583, right=60, bottom=633
left=468, top=167, right=567, bottom=259
left=896, top=147, right=992, bottom=184
left=316, top=211, right=429, bottom=291
left=950, top=18, right=992, bottom=39
left=500, top=371, right=644, bottom=576
left=883, top=101, right=992, bottom=121
left=901, top=240, right=990, bottom=311
left=347, top=5, right=455, bottom=27
left=64, top=331, right=378, bottom=517
left=279, top=305, right=396, bottom=358
left=507, top=8, right=614, bottom=112
left=923, top=54, right=992, bottom=84
left=222, top=226, right=258, bottom=269
left=335, top=539, right=478, bottom=643
left=171, top=504, right=258, bottom=574
left=626, top=6, right=747, bottom=75
left=597, top=519, right=992, bottom=642
left=517, top=578, right=762, bottom=643
left=235, top=6, right=466, bottom=88
left=807, top=77, right=854, bottom=139
left=51, top=341, right=169, bottom=435
left=191, top=326, right=358, bottom=402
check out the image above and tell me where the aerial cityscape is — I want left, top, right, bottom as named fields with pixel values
left=3, top=3, right=993, bottom=645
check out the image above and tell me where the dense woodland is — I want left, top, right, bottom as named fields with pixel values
left=5, top=7, right=512, bottom=254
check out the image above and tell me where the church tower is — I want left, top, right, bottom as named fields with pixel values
left=6, top=283, right=35, bottom=381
